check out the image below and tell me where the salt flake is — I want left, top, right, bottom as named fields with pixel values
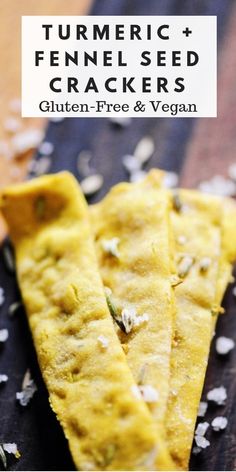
left=139, top=385, right=159, bottom=403
left=216, top=336, right=235, bottom=355
left=199, top=175, right=236, bottom=197
left=134, top=136, right=155, bottom=165
left=97, top=335, right=109, bottom=350
left=192, top=446, right=202, bottom=455
left=131, top=385, right=142, bottom=400
left=207, top=386, right=227, bottom=405
left=16, top=371, right=37, bottom=406
left=12, top=129, right=44, bottom=155
left=0, top=288, right=5, bottom=306
left=121, top=307, right=149, bottom=334
left=80, top=174, right=104, bottom=196
left=129, top=170, right=147, bottom=183
left=211, top=416, right=228, bottom=432
left=109, top=117, right=132, bottom=127
left=198, top=401, right=208, bottom=417
left=122, top=154, right=141, bottom=174
left=0, top=374, right=8, bottom=384
left=163, top=171, right=179, bottom=189
left=0, top=329, right=8, bottom=343
left=194, top=435, right=210, bottom=449
left=102, top=237, right=120, bottom=258
left=3, top=443, right=18, bottom=455
left=38, top=141, right=54, bottom=156
left=195, top=422, right=209, bottom=436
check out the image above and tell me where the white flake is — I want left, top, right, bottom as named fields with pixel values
left=194, top=435, right=210, bottom=449
left=97, top=335, right=109, bottom=350
left=216, top=336, right=235, bottom=355
left=199, top=257, right=211, bottom=272
left=178, top=255, right=194, bottom=278
left=121, top=307, right=149, bottom=334
left=102, top=237, right=120, bottom=258
left=0, top=329, right=8, bottom=343
left=77, top=150, right=92, bottom=177
left=207, top=386, right=227, bottom=405
left=134, top=313, right=149, bottom=327
left=3, top=443, right=18, bottom=455
left=0, top=374, right=8, bottom=384
left=195, top=422, right=209, bottom=436
left=0, top=288, right=5, bottom=306
left=109, top=117, right=132, bottom=127
left=198, top=401, right=208, bottom=417
left=134, top=136, right=155, bottom=165
left=122, top=154, right=141, bottom=174
left=34, top=156, right=51, bottom=176
left=80, top=174, right=104, bottom=196
left=192, top=446, right=202, bottom=455
left=16, top=371, right=37, bottom=406
left=50, top=117, right=65, bottom=123
left=2, top=244, right=15, bottom=273
left=199, top=175, right=236, bottom=197
left=12, top=129, right=44, bottom=155
left=38, top=141, right=54, bottom=156
left=139, top=385, right=159, bottom=403
left=8, top=302, right=22, bottom=317
left=131, top=385, right=142, bottom=400
left=163, top=171, right=179, bottom=189
left=121, top=307, right=136, bottom=333
left=129, top=170, right=147, bottom=183
left=211, top=416, right=228, bottom=431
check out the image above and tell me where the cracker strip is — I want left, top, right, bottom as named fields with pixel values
left=166, top=189, right=223, bottom=469
left=90, top=181, right=175, bottom=433
left=1, top=172, right=174, bottom=471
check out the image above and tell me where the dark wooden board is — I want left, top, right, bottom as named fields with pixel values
left=1, top=0, right=236, bottom=470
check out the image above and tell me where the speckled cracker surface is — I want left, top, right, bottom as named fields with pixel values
left=90, top=181, right=176, bottom=434
left=1, top=172, right=174, bottom=471
left=145, top=170, right=236, bottom=470
left=165, top=189, right=223, bottom=470
left=216, top=198, right=236, bottom=309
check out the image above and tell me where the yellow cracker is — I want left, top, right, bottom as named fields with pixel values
left=90, top=181, right=176, bottom=434
left=216, top=198, right=236, bottom=308
left=167, top=191, right=236, bottom=469
left=1, top=172, right=174, bottom=471
left=165, top=189, right=223, bottom=469
left=145, top=170, right=236, bottom=469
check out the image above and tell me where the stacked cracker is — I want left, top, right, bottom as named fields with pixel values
left=1, top=169, right=236, bottom=471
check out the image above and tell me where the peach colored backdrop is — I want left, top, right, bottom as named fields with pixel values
left=0, top=0, right=92, bottom=237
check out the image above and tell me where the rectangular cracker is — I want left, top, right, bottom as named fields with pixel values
left=90, top=181, right=176, bottom=435
left=0, top=172, right=174, bottom=471
left=145, top=170, right=236, bottom=469
left=165, top=189, right=223, bottom=470
left=166, top=190, right=236, bottom=470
